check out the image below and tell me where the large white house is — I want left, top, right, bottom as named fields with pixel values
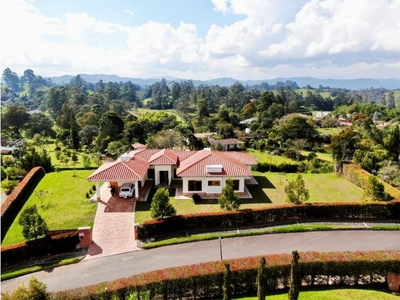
left=87, top=148, right=258, bottom=200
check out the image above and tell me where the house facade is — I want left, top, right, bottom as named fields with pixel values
left=87, top=148, right=258, bottom=200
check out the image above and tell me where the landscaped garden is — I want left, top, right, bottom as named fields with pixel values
left=2, top=170, right=97, bottom=246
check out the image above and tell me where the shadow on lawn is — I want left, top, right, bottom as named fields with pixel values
left=253, top=176, right=276, bottom=189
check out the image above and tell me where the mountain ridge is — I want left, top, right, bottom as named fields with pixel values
left=48, top=74, right=400, bottom=90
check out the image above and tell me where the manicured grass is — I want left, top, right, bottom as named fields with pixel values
left=246, top=149, right=299, bottom=164
left=2, top=170, right=97, bottom=246
left=301, top=150, right=333, bottom=162
left=253, top=171, right=364, bottom=205
left=135, top=172, right=364, bottom=224
left=233, top=288, right=398, bottom=299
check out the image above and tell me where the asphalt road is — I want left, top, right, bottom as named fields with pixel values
left=2, top=230, right=400, bottom=294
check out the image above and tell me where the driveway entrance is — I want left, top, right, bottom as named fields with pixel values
left=85, top=183, right=140, bottom=260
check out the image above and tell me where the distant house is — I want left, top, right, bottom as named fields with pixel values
left=208, top=138, right=245, bottom=151
left=314, top=111, right=331, bottom=119
left=87, top=148, right=257, bottom=200
left=131, top=142, right=147, bottom=150
left=194, top=132, right=217, bottom=139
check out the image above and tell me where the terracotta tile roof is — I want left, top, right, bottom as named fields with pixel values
left=132, top=142, right=147, bottom=149
left=149, top=149, right=179, bottom=165
left=176, top=150, right=252, bottom=177
left=88, top=156, right=148, bottom=181
left=88, top=149, right=255, bottom=181
left=223, top=151, right=258, bottom=165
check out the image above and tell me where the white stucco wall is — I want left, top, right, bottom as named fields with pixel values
left=182, top=176, right=245, bottom=193
left=154, top=165, right=173, bottom=185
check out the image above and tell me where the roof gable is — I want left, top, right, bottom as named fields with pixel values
left=148, top=149, right=179, bottom=165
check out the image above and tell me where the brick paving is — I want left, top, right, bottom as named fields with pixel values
left=85, top=183, right=140, bottom=260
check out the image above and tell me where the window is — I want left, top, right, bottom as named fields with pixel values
left=188, top=180, right=202, bottom=191
left=232, top=180, right=240, bottom=191
left=208, top=180, right=221, bottom=186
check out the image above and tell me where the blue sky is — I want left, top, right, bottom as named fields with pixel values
left=1, top=0, right=400, bottom=80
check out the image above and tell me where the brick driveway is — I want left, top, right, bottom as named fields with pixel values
left=85, top=183, right=140, bottom=260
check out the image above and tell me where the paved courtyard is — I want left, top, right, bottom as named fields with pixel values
left=85, top=183, right=140, bottom=260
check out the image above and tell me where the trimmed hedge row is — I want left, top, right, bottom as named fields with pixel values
left=53, top=250, right=400, bottom=299
left=1, top=230, right=79, bottom=267
left=137, top=201, right=400, bottom=240
left=343, top=163, right=400, bottom=199
left=254, top=162, right=299, bottom=173
left=1, top=166, right=46, bottom=242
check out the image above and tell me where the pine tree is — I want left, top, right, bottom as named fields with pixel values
left=257, top=256, right=267, bottom=300
left=18, top=205, right=48, bottom=240
left=223, top=263, right=232, bottom=300
left=150, top=188, right=176, bottom=219
left=285, top=174, right=309, bottom=204
left=288, top=250, right=301, bottom=300
left=218, top=178, right=241, bottom=210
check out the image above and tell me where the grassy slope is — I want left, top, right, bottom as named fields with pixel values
left=2, top=170, right=97, bottom=246
left=236, top=289, right=398, bottom=300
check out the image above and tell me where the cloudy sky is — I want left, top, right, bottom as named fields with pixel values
left=1, top=0, right=400, bottom=80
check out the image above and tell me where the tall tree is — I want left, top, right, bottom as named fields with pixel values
left=218, top=178, right=241, bottom=210
left=97, top=111, right=124, bottom=151
left=257, top=257, right=267, bottom=300
left=46, top=86, right=68, bottom=119
left=288, top=250, right=301, bottom=300
left=23, top=112, right=55, bottom=138
left=150, top=188, right=176, bottom=219
left=2, top=68, right=20, bottom=91
left=331, top=128, right=359, bottom=172
left=223, top=263, right=232, bottom=300
left=18, top=205, right=48, bottom=240
left=1, top=105, right=30, bottom=137
left=363, top=175, right=388, bottom=201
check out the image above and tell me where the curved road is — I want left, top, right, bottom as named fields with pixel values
left=2, top=230, right=400, bottom=293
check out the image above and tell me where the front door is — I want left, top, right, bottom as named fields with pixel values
left=159, top=171, right=169, bottom=186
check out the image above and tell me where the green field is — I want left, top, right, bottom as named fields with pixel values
left=233, top=288, right=398, bottom=300
left=135, top=171, right=364, bottom=224
left=317, top=127, right=342, bottom=135
left=246, top=149, right=299, bottom=164
left=2, top=170, right=97, bottom=246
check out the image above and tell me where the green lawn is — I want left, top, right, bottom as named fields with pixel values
left=135, top=172, right=364, bottom=224
left=300, top=150, right=333, bottom=162
left=234, top=289, right=398, bottom=300
left=2, top=170, right=97, bottom=246
left=246, top=149, right=299, bottom=164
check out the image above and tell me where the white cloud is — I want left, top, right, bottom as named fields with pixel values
left=211, top=0, right=230, bottom=13
left=1, top=0, right=399, bottom=80
left=124, top=10, right=134, bottom=16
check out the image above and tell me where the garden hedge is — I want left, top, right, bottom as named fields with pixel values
left=137, top=200, right=400, bottom=240
left=1, top=230, right=79, bottom=267
left=53, top=250, right=400, bottom=299
left=343, top=163, right=400, bottom=199
left=1, top=166, right=46, bottom=242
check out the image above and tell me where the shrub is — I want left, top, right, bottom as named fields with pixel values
left=86, top=192, right=89, bottom=199
left=92, top=184, right=96, bottom=191
left=1, top=180, right=19, bottom=195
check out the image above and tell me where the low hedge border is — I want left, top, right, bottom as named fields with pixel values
left=1, top=230, right=79, bottom=268
left=1, top=166, right=46, bottom=242
left=52, top=250, right=400, bottom=300
left=137, top=200, right=400, bottom=240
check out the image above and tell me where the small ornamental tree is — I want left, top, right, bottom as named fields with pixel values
left=288, top=250, right=301, bottom=300
left=285, top=174, right=309, bottom=204
left=257, top=256, right=267, bottom=300
left=18, top=205, right=48, bottom=240
left=363, top=175, right=388, bottom=201
left=150, top=188, right=176, bottom=219
left=218, top=178, right=241, bottom=210
left=223, top=263, right=232, bottom=300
